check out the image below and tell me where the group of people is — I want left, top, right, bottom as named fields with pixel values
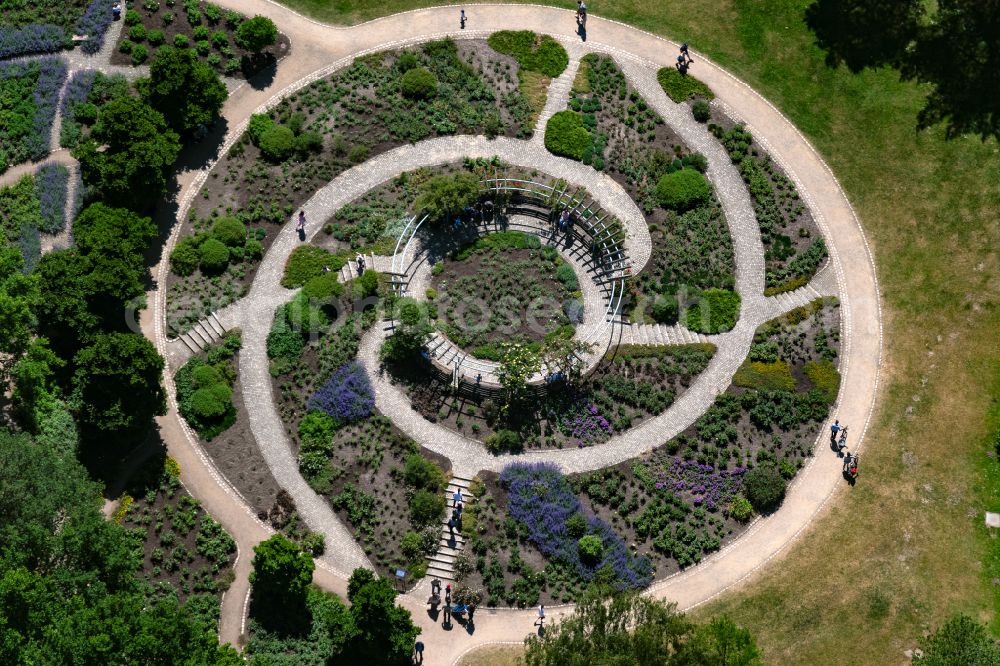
left=830, top=420, right=858, bottom=481
left=428, top=578, right=476, bottom=627
left=675, top=43, right=693, bottom=74
left=447, top=489, right=464, bottom=534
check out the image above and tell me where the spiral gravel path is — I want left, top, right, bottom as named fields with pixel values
left=121, top=3, right=881, bottom=661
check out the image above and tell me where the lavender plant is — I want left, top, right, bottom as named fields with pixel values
left=34, top=163, right=70, bottom=235
left=60, top=70, right=97, bottom=148
left=557, top=402, right=613, bottom=447
left=76, top=0, right=116, bottom=55
left=0, top=59, right=68, bottom=172
left=653, top=458, right=747, bottom=510
left=0, top=25, right=68, bottom=60
left=307, top=361, right=374, bottom=424
left=501, top=462, right=652, bottom=591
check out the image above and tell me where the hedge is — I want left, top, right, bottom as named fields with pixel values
left=684, top=288, right=740, bottom=334
left=282, top=245, right=342, bottom=288
left=544, top=111, right=590, bottom=161
left=212, top=216, right=246, bottom=246
left=487, top=31, right=569, bottom=77
left=656, top=66, right=715, bottom=102
left=743, top=464, right=786, bottom=513
left=258, top=125, right=296, bottom=162
left=198, top=238, right=229, bottom=273
left=655, top=169, right=711, bottom=211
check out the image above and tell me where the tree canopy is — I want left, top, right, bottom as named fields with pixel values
left=236, top=15, right=278, bottom=54
left=249, top=533, right=315, bottom=625
left=414, top=172, right=481, bottom=222
left=73, top=96, right=181, bottom=209
left=806, top=0, right=1000, bottom=139
left=72, top=332, right=166, bottom=446
left=143, top=46, right=228, bottom=136
left=524, top=589, right=762, bottom=666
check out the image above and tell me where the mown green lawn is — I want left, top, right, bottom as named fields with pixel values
left=276, top=1, right=999, bottom=662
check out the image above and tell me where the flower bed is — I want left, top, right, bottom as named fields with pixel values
left=395, top=342, right=716, bottom=451
left=0, top=58, right=69, bottom=173
left=0, top=175, right=44, bottom=271
left=708, top=120, right=828, bottom=294
left=166, top=39, right=536, bottom=336
left=0, top=0, right=94, bottom=59
left=549, top=54, right=738, bottom=327
left=431, top=232, right=577, bottom=358
left=110, top=0, right=289, bottom=75
left=76, top=0, right=116, bottom=54
left=35, top=162, right=70, bottom=235
left=119, top=455, right=236, bottom=610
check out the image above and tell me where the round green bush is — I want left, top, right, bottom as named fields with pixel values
left=578, top=534, right=603, bottom=562
left=396, top=51, right=419, bottom=72
left=400, top=67, right=438, bottom=100
left=148, top=30, right=166, bottom=46
left=244, top=238, right=263, bottom=260
left=189, top=384, right=232, bottom=420
left=258, top=125, right=296, bottom=162
left=743, top=464, right=787, bottom=513
left=655, top=169, right=711, bottom=211
left=691, top=100, right=711, bottom=122
left=565, top=513, right=587, bottom=538
left=409, top=489, right=445, bottom=528
left=73, top=102, right=98, bottom=125
left=400, top=531, right=423, bottom=559
left=131, top=44, right=149, bottom=65
left=728, top=496, right=753, bottom=522
left=247, top=113, right=273, bottom=143
left=170, top=237, right=201, bottom=276
left=198, top=238, right=230, bottom=273
left=302, top=273, right=344, bottom=302
left=192, top=364, right=222, bottom=388
left=211, top=216, right=246, bottom=247
left=485, top=430, right=521, bottom=454
left=173, top=34, right=189, bottom=48
left=544, top=111, right=590, bottom=161
left=651, top=294, right=679, bottom=324
left=129, top=24, right=147, bottom=42
left=683, top=288, right=741, bottom=334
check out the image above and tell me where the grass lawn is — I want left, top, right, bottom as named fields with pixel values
left=274, top=1, right=1000, bottom=662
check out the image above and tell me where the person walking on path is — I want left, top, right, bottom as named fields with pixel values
left=536, top=604, right=545, bottom=626
left=467, top=603, right=475, bottom=625
left=680, top=42, right=692, bottom=64
left=830, top=420, right=841, bottom=447
left=443, top=604, right=452, bottom=627
left=413, top=640, right=424, bottom=664
left=445, top=584, right=452, bottom=606
left=576, top=1, right=587, bottom=25
left=460, top=8, right=466, bottom=29
left=431, top=578, right=442, bottom=596
left=296, top=211, right=306, bottom=236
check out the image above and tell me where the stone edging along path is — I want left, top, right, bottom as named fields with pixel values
left=143, top=3, right=881, bottom=660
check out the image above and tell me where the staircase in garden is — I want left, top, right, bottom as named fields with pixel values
left=338, top=253, right=395, bottom=283
left=425, top=475, right=475, bottom=582
left=177, top=312, right=228, bottom=354
left=621, top=323, right=711, bottom=347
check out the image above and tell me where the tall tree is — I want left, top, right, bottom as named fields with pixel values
left=235, top=15, right=278, bottom=55
left=0, top=242, right=39, bottom=377
left=33, top=250, right=99, bottom=358
left=72, top=332, right=166, bottom=447
left=143, top=46, right=228, bottom=136
left=73, top=96, right=180, bottom=209
left=806, top=0, right=1000, bottom=140
left=345, top=570, right=421, bottom=665
left=804, top=0, right=922, bottom=72
left=249, top=533, right=315, bottom=627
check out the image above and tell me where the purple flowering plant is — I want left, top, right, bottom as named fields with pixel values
left=60, top=70, right=97, bottom=148
left=307, top=362, right=374, bottom=424
left=553, top=401, right=613, bottom=447
left=76, top=0, right=115, bottom=55
left=35, top=162, right=69, bottom=235
left=501, top=462, right=652, bottom=591
left=653, top=458, right=747, bottom=510
left=0, top=25, right=68, bottom=60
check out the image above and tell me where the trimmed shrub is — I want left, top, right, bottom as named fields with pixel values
left=486, top=429, right=522, bottom=454
left=683, top=288, right=740, bottom=334
left=691, top=100, right=711, bottom=122
left=555, top=263, right=578, bottom=290
left=651, top=294, right=679, bottom=324
left=294, top=130, right=323, bottom=154
left=544, top=111, right=590, bottom=161
left=352, top=269, right=379, bottom=299
left=302, top=273, right=344, bottom=302
left=655, top=169, right=711, bottom=211
left=192, top=26, right=210, bottom=41
left=414, top=172, right=481, bottom=222
left=198, top=238, right=229, bottom=273
left=266, top=304, right=304, bottom=362
left=195, top=40, right=210, bottom=57
left=173, top=34, right=189, bottom=48
left=409, top=489, right=445, bottom=528
left=124, top=9, right=142, bottom=25
left=147, top=30, right=165, bottom=46
left=728, top=496, right=753, bottom=522
left=247, top=112, right=274, bottom=143
left=743, top=464, right=786, bottom=513
left=129, top=25, right=147, bottom=42
left=282, top=245, right=338, bottom=288
left=396, top=51, right=419, bottom=72
left=170, top=236, right=201, bottom=276
left=578, top=534, right=603, bottom=562
left=211, top=216, right=246, bottom=246
left=244, top=238, right=263, bottom=259
left=403, top=454, right=446, bottom=491
left=681, top=152, right=709, bottom=173
left=565, top=513, right=587, bottom=538
left=258, top=125, right=296, bottom=162
left=657, top=66, right=715, bottom=102
left=189, top=384, right=231, bottom=419
left=131, top=44, right=149, bottom=65
left=400, top=67, right=438, bottom=100
left=298, top=411, right=336, bottom=455
left=487, top=31, right=569, bottom=77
